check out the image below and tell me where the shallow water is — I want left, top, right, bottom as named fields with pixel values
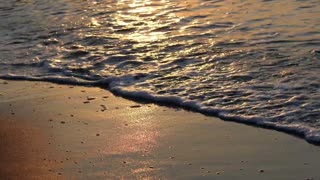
left=0, top=0, right=320, bottom=142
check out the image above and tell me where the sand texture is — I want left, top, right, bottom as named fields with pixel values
left=0, top=80, right=320, bottom=180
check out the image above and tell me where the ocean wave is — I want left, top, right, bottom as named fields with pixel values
left=1, top=73, right=320, bottom=144
left=1, top=0, right=320, bottom=144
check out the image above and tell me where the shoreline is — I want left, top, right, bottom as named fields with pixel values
left=0, top=80, right=320, bottom=179
left=1, top=76, right=319, bottom=145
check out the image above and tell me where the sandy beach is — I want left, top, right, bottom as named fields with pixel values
left=0, top=80, right=319, bottom=180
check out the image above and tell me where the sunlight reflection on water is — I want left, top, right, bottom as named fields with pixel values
left=0, top=0, right=320, bottom=142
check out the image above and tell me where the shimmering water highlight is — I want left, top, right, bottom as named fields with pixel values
left=1, top=0, right=320, bottom=142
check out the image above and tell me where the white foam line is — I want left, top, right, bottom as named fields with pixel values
left=1, top=73, right=320, bottom=144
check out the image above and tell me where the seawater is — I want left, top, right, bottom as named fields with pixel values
left=0, top=0, right=320, bottom=142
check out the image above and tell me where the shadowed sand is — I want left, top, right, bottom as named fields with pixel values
left=0, top=80, right=320, bottom=180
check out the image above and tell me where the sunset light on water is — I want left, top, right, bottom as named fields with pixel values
left=0, top=0, right=320, bottom=179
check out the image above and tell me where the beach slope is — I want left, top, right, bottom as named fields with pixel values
left=0, top=80, right=319, bottom=180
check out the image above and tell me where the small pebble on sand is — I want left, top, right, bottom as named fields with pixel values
left=100, top=105, right=107, bottom=108
left=130, top=105, right=141, bottom=108
left=87, top=97, right=96, bottom=100
left=259, top=169, right=264, bottom=173
left=83, top=101, right=90, bottom=104
left=96, top=133, right=100, bottom=136
left=3, top=81, right=8, bottom=84
left=60, top=121, right=66, bottom=124
left=100, top=105, right=107, bottom=111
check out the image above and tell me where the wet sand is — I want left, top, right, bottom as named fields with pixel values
left=0, top=80, right=320, bottom=180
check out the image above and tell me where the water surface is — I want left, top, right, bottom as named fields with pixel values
left=1, top=0, right=320, bottom=142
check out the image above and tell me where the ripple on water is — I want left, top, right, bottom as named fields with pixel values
left=0, top=0, right=320, bottom=142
